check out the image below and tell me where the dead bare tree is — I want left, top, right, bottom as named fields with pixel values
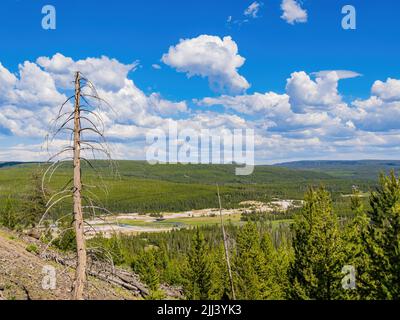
left=216, top=184, right=236, bottom=300
left=39, top=71, right=115, bottom=300
left=72, top=72, right=86, bottom=300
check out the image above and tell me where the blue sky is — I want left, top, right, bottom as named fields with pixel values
left=1, top=0, right=400, bottom=163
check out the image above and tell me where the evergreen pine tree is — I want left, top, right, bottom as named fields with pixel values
left=343, top=187, right=373, bottom=299
left=363, top=172, right=400, bottom=299
left=261, top=233, right=291, bottom=299
left=142, top=250, right=160, bottom=290
left=183, top=228, right=212, bottom=300
left=288, top=187, right=346, bottom=300
left=23, top=170, right=48, bottom=228
left=133, top=248, right=165, bottom=300
left=0, top=195, right=18, bottom=229
left=233, top=222, right=273, bottom=299
left=208, top=243, right=231, bottom=300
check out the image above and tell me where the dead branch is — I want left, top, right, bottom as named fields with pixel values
left=217, top=184, right=236, bottom=300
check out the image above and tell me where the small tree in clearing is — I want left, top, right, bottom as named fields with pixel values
left=39, top=71, right=114, bottom=300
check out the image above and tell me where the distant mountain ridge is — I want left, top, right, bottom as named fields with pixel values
left=274, top=160, right=400, bottom=180
left=2, top=159, right=399, bottom=181
left=275, top=160, right=400, bottom=167
left=0, top=162, right=25, bottom=168
left=0, top=160, right=393, bottom=213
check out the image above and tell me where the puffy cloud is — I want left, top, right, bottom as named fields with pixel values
left=187, top=111, right=248, bottom=130
left=37, top=53, right=138, bottom=91
left=148, top=93, right=188, bottom=116
left=0, top=61, right=66, bottom=109
left=0, top=61, right=66, bottom=138
left=244, top=2, right=261, bottom=18
left=198, top=92, right=291, bottom=116
left=134, top=70, right=400, bottom=161
left=0, top=142, right=48, bottom=162
left=286, top=71, right=342, bottom=113
left=10, top=61, right=66, bottom=108
left=0, top=55, right=187, bottom=142
left=1, top=52, right=400, bottom=163
left=0, top=63, right=17, bottom=97
left=162, top=35, right=250, bottom=94
left=0, top=105, right=50, bottom=137
left=350, top=78, right=400, bottom=132
left=281, top=0, right=308, bottom=25
left=197, top=69, right=400, bottom=162
left=351, top=97, right=400, bottom=132
left=371, top=78, right=400, bottom=101
left=95, top=79, right=187, bottom=128
left=197, top=72, right=362, bottom=149
left=199, top=94, right=353, bottom=140
left=352, top=96, right=382, bottom=110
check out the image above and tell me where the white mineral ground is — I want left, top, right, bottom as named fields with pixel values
left=83, top=199, right=303, bottom=238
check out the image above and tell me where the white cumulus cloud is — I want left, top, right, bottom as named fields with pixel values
left=371, top=78, right=400, bottom=101
left=2, top=52, right=400, bottom=163
left=199, top=92, right=291, bottom=116
left=162, top=35, right=250, bottom=94
left=281, top=0, right=308, bottom=25
left=286, top=71, right=342, bottom=113
left=37, top=53, right=138, bottom=91
left=0, top=55, right=188, bottom=142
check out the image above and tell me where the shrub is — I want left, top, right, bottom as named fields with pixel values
left=0, top=196, right=19, bottom=230
left=26, top=244, right=39, bottom=254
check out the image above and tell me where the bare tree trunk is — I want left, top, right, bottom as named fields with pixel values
left=216, top=184, right=236, bottom=300
left=72, top=72, right=87, bottom=300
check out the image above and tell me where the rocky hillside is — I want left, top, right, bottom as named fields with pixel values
left=0, top=227, right=148, bottom=300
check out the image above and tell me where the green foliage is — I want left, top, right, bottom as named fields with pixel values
left=52, top=219, right=77, bottom=252
left=208, top=243, right=231, bottom=300
left=2, top=161, right=399, bottom=300
left=89, top=225, right=236, bottom=290
left=233, top=222, right=266, bottom=299
left=273, top=239, right=293, bottom=298
left=21, top=171, right=48, bottom=228
left=26, top=243, right=39, bottom=254
left=132, top=249, right=161, bottom=291
left=241, top=211, right=271, bottom=223
left=87, top=172, right=400, bottom=301
left=288, top=187, right=346, bottom=300
left=0, top=170, right=49, bottom=231
left=233, top=222, right=286, bottom=300
left=343, top=187, right=372, bottom=299
left=91, top=234, right=126, bottom=265
left=86, top=222, right=292, bottom=300
left=0, top=169, right=48, bottom=231
left=0, top=161, right=372, bottom=215
left=261, top=233, right=291, bottom=299
left=0, top=195, right=19, bottom=229
left=163, top=257, right=185, bottom=285
left=129, top=246, right=166, bottom=300
left=146, top=289, right=166, bottom=300
left=360, top=172, right=400, bottom=299
left=183, top=228, right=213, bottom=300
left=278, top=160, right=400, bottom=181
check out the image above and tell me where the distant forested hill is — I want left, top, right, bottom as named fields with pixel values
left=0, top=160, right=388, bottom=214
left=109, top=161, right=335, bottom=184
left=0, top=162, right=25, bottom=168
left=274, top=160, right=400, bottom=180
